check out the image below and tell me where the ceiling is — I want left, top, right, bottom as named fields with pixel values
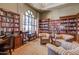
left=28, top=3, right=67, bottom=11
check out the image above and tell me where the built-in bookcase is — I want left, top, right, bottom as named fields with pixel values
left=50, top=20, right=61, bottom=34
left=60, top=15, right=77, bottom=41
left=39, top=19, right=50, bottom=33
left=0, top=8, right=20, bottom=33
left=60, top=15, right=77, bottom=34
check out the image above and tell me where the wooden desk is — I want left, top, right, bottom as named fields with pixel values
left=14, top=35, right=22, bottom=49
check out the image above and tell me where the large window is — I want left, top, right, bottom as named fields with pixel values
left=23, top=10, right=37, bottom=34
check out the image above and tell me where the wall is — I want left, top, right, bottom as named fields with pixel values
left=0, top=3, right=18, bottom=13
left=0, top=3, right=39, bottom=32
left=40, top=3, right=79, bottom=20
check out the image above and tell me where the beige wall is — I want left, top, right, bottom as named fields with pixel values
left=0, top=3, right=18, bottom=13
left=40, top=3, right=79, bottom=20
left=0, top=3, right=39, bottom=32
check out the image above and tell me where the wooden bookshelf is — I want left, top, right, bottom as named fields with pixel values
left=60, top=15, right=77, bottom=41
left=50, top=20, right=61, bottom=34
left=0, top=8, right=20, bottom=33
left=39, top=19, right=50, bottom=33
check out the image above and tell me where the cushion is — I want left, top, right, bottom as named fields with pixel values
left=61, top=41, right=79, bottom=50
left=55, top=34, right=74, bottom=40
left=64, top=47, right=79, bottom=55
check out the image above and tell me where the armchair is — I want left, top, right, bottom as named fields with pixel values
left=39, top=33, right=50, bottom=44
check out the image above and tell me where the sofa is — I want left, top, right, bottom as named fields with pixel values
left=47, top=40, right=79, bottom=55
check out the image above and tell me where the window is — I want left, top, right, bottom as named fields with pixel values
left=23, top=10, right=37, bottom=34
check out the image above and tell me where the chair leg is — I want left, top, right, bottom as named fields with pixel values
left=12, top=47, right=15, bottom=51
left=13, top=48, right=14, bottom=51
left=9, top=49, right=12, bottom=55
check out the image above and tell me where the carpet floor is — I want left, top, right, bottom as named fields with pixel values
left=12, top=38, right=48, bottom=55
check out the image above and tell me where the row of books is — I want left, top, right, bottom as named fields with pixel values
left=1, top=28, right=19, bottom=32
left=61, top=19, right=77, bottom=23
left=60, top=31, right=76, bottom=34
left=61, top=23, right=76, bottom=26
left=39, top=28, right=49, bottom=30
left=62, top=27, right=76, bottom=30
left=2, top=23, right=19, bottom=27
left=1, top=17, right=19, bottom=22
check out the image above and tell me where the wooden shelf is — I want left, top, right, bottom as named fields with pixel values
left=60, top=15, right=77, bottom=41
left=39, top=19, right=50, bottom=33
left=50, top=20, right=61, bottom=34
left=0, top=8, right=20, bottom=33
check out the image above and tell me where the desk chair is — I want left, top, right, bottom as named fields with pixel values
left=0, top=35, right=15, bottom=55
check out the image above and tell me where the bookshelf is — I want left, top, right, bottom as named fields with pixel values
left=60, top=15, right=77, bottom=41
left=39, top=19, right=50, bottom=33
left=0, top=8, right=20, bottom=33
left=50, top=20, right=61, bottom=34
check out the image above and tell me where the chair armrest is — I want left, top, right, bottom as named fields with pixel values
left=39, top=36, right=43, bottom=39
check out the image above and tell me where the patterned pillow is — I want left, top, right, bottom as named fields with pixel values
left=64, top=47, right=79, bottom=55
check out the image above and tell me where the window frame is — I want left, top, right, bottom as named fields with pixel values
left=23, top=10, right=37, bottom=34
